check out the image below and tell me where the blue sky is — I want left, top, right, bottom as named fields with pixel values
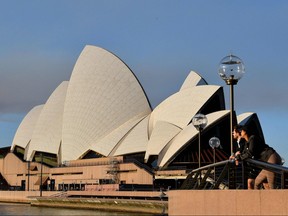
left=0, top=0, right=288, bottom=161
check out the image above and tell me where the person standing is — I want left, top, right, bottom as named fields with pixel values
left=232, top=125, right=245, bottom=153
left=231, top=125, right=257, bottom=189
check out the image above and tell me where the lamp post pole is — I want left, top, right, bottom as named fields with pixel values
left=198, top=128, right=202, bottom=168
left=229, top=78, right=237, bottom=156
left=192, top=113, right=208, bottom=168
left=219, top=55, right=245, bottom=155
left=209, top=137, right=220, bottom=181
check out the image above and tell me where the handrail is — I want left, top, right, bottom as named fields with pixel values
left=245, top=158, right=288, bottom=173
left=244, top=158, right=288, bottom=189
left=188, top=160, right=233, bottom=174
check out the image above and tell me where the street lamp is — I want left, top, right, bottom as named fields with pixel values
left=192, top=113, right=208, bottom=168
left=209, top=137, right=221, bottom=181
left=219, top=54, right=245, bottom=155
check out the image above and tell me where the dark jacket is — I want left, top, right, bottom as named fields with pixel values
left=236, top=135, right=275, bottom=162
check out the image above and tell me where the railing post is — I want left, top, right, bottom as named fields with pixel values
left=241, top=161, right=246, bottom=189
left=214, top=162, right=230, bottom=189
left=228, top=161, right=237, bottom=189
left=193, top=172, right=200, bottom=189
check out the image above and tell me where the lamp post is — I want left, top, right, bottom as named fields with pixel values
left=209, top=137, right=220, bottom=181
left=218, top=54, right=245, bottom=155
left=192, top=113, right=208, bottom=168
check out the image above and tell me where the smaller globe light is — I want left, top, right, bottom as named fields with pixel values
left=209, top=137, right=220, bottom=149
left=218, top=54, right=245, bottom=85
left=192, top=113, right=208, bottom=131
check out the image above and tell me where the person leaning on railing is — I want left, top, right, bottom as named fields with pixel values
left=230, top=125, right=258, bottom=189
left=235, top=125, right=282, bottom=189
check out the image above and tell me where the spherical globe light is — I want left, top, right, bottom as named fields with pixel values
left=209, top=137, right=220, bottom=149
left=192, top=113, right=208, bottom=131
left=218, top=54, right=245, bottom=85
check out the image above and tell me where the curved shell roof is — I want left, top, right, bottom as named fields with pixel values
left=87, top=114, right=149, bottom=157
left=158, top=110, right=230, bottom=167
left=180, top=70, right=208, bottom=91
left=10, top=105, right=44, bottom=152
left=26, top=81, right=68, bottom=161
left=111, top=115, right=150, bottom=156
left=144, top=74, right=223, bottom=163
left=145, top=121, right=181, bottom=162
left=61, top=45, right=151, bottom=161
left=148, top=85, right=222, bottom=134
left=237, top=112, right=254, bottom=124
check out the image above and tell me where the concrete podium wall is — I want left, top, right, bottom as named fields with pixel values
left=168, top=190, right=288, bottom=215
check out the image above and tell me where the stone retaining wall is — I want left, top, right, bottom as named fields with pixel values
left=168, top=190, right=288, bottom=215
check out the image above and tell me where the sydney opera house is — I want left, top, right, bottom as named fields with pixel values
left=0, top=45, right=264, bottom=192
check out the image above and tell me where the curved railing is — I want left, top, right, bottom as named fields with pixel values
left=244, top=158, right=288, bottom=189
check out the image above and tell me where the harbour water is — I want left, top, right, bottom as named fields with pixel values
left=0, top=203, right=153, bottom=215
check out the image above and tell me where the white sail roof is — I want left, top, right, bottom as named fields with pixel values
left=237, top=112, right=254, bottom=125
left=149, top=85, right=222, bottom=134
left=61, top=45, right=151, bottom=161
left=180, top=70, right=207, bottom=91
left=111, top=115, right=150, bottom=156
left=25, top=81, right=68, bottom=161
left=10, top=105, right=44, bottom=152
left=145, top=121, right=181, bottom=162
left=158, top=110, right=230, bottom=167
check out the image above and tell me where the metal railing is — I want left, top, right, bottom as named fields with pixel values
left=180, top=159, right=288, bottom=190
left=244, top=158, right=288, bottom=189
